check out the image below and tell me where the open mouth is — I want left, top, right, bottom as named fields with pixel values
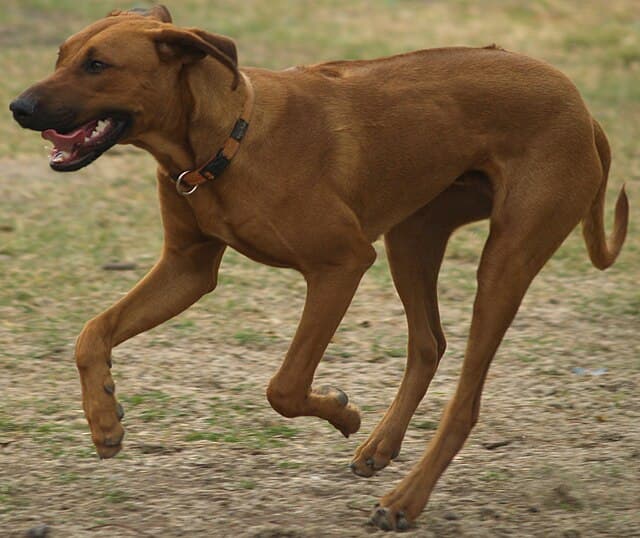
left=42, top=115, right=130, bottom=172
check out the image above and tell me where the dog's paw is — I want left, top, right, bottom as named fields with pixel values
left=318, top=386, right=359, bottom=436
left=82, top=375, right=126, bottom=458
left=350, top=431, right=401, bottom=477
left=329, top=402, right=361, bottom=438
left=89, top=406, right=126, bottom=459
left=314, top=385, right=361, bottom=437
left=93, top=426, right=125, bottom=459
left=367, top=473, right=430, bottom=531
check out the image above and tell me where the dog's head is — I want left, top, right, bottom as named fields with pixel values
left=9, top=5, right=239, bottom=172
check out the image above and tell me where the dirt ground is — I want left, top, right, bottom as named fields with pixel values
left=1, top=1, right=639, bottom=537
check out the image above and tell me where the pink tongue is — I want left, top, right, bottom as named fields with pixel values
left=42, top=121, right=97, bottom=152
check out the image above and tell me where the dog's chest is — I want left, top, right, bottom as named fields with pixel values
left=187, top=189, right=298, bottom=269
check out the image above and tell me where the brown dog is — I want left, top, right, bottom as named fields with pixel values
left=10, top=5, right=628, bottom=531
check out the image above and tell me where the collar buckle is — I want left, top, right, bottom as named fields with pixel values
left=176, top=170, right=199, bottom=196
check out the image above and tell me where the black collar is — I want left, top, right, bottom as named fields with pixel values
left=173, top=72, right=255, bottom=196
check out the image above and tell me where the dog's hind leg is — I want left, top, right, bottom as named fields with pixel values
left=369, top=150, right=606, bottom=530
left=351, top=178, right=492, bottom=477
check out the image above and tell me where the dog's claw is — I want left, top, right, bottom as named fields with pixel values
left=334, top=387, right=348, bottom=407
left=116, top=402, right=125, bottom=421
left=368, top=505, right=411, bottom=532
left=104, top=381, right=115, bottom=395
left=396, top=511, right=411, bottom=531
left=103, top=431, right=124, bottom=447
left=94, top=421, right=125, bottom=459
left=106, top=357, right=112, bottom=368
left=351, top=464, right=371, bottom=477
left=369, top=506, right=393, bottom=531
left=317, top=385, right=349, bottom=407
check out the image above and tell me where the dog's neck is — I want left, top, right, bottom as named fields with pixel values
left=132, top=59, right=248, bottom=179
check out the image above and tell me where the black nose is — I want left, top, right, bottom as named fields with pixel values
left=10, top=96, right=37, bottom=126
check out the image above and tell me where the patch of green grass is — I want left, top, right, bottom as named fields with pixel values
left=140, top=408, right=167, bottom=423
left=0, top=484, right=29, bottom=513
left=514, top=352, right=538, bottom=364
left=385, top=346, right=405, bottom=358
left=334, top=349, right=356, bottom=358
left=480, top=469, right=511, bottom=482
left=104, top=489, right=130, bottom=504
left=185, top=431, right=240, bottom=443
left=370, top=335, right=407, bottom=361
left=187, top=398, right=299, bottom=448
left=120, top=391, right=171, bottom=423
left=414, top=420, right=439, bottom=431
left=36, top=401, right=65, bottom=416
left=249, top=424, right=299, bottom=448
left=185, top=422, right=299, bottom=448
left=185, top=431, right=219, bottom=442
left=44, top=445, right=65, bottom=458
left=59, top=472, right=80, bottom=484
left=564, top=27, right=624, bottom=51
left=169, top=318, right=196, bottom=331
left=72, top=446, right=101, bottom=459
left=0, top=415, right=23, bottom=434
left=232, top=328, right=278, bottom=348
left=34, top=422, right=65, bottom=435
left=0, top=484, right=16, bottom=507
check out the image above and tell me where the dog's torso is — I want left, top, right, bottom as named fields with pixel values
left=185, top=46, right=591, bottom=268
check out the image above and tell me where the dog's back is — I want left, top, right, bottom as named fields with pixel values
left=245, top=46, right=594, bottom=236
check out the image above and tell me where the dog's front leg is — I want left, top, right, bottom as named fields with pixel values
left=75, top=239, right=225, bottom=458
left=267, top=246, right=375, bottom=437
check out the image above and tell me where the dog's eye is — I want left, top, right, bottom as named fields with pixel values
left=85, top=59, right=108, bottom=74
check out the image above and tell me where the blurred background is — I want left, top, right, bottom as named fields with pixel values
left=0, top=1, right=638, bottom=536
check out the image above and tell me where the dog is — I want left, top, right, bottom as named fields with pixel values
left=10, top=5, right=628, bottom=531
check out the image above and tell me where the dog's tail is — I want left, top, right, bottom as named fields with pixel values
left=581, top=119, right=629, bottom=270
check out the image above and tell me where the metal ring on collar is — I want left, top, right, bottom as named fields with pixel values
left=176, top=171, right=199, bottom=196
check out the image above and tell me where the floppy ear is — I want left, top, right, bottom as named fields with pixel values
left=149, top=27, right=239, bottom=89
left=109, top=5, right=172, bottom=23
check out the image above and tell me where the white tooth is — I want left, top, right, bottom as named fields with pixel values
left=52, top=150, right=70, bottom=162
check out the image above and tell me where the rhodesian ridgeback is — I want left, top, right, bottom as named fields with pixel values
left=10, top=5, right=628, bottom=531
